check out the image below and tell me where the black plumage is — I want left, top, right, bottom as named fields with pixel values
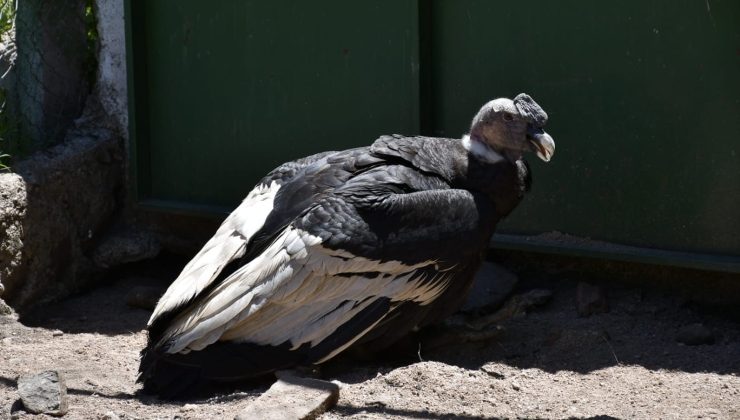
left=139, top=93, right=555, bottom=398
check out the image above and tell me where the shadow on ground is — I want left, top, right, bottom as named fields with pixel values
left=323, top=273, right=740, bottom=382
left=15, top=255, right=740, bottom=379
left=18, top=254, right=187, bottom=335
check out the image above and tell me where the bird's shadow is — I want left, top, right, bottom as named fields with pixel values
left=13, top=256, right=740, bottom=384
left=322, top=272, right=740, bottom=384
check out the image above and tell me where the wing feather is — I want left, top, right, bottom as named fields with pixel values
left=148, top=180, right=281, bottom=325
left=156, top=220, right=443, bottom=356
left=148, top=151, right=342, bottom=328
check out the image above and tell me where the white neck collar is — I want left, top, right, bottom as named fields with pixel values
left=462, top=135, right=505, bottom=163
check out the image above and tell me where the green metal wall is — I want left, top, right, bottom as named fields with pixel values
left=126, top=1, right=740, bottom=271
left=128, top=1, right=420, bottom=208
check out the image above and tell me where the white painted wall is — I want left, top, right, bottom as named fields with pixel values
left=95, top=0, right=128, bottom=137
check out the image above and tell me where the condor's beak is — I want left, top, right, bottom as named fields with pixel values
left=527, top=126, right=555, bottom=162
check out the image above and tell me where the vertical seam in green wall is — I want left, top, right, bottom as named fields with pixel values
left=417, top=0, right=433, bottom=135
left=125, top=0, right=152, bottom=205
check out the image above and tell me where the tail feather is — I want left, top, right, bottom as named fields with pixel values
left=137, top=340, right=305, bottom=398
left=138, top=297, right=394, bottom=398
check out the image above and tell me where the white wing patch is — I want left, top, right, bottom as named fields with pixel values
left=148, top=181, right=281, bottom=326
left=157, top=226, right=449, bottom=358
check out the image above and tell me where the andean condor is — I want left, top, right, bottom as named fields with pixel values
left=139, top=93, right=555, bottom=397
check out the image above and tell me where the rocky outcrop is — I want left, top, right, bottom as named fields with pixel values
left=0, top=128, right=125, bottom=312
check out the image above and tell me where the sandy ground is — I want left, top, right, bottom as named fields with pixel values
left=1, top=259, right=739, bottom=419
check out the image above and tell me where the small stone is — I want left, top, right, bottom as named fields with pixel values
left=92, top=227, right=161, bottom=269
left=17, top=370, right=69, bottom=416
left=234, top=376, right=339, bottom=420
left=52, top=330, right=64, bottom=337
left=101, top=411, right=121, bottom=420
left=676, top=323, right=715, bottom=345
left=0, top=298, right=14, bottom=316
left=460, top=262, right=519, bottom=313
left=125, top=286, right=165, bottom=311
left=511, top=382, right=521, bottom=391
left=481, top=366, right=505, bottom=379
left=576, top=282, right=608, bottom=317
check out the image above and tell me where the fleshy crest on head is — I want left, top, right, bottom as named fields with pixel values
left=514, top=93, right=548, bottom=126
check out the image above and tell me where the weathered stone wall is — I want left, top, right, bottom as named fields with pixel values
left=0, top=127, right=125, bottom=312
left=0, top=0, right=138, bottom=313
left=14, top=0, right=91, bottom=150
left=0, top=173, right=26, bottom=303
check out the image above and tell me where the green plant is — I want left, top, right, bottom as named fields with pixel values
left=0, top=0, right=14, bottom=34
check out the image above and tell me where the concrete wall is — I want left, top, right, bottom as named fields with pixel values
left=95, top=0, right=128, bottom=137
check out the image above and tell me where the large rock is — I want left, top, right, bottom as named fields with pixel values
left=235, top=375, right=339, bottom=420
left=0, top=173, right=26, bottom=300
left=0, top=130, right=124, bottom=312
left=459, top=262, right=519, bottom=313
left=17, top=370, right=69, bottom=416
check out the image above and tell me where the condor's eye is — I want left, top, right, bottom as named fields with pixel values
left=503, top=113, right=514, bottom=122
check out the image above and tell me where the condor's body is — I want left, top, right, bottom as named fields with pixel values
left=139, top=94, right=555, bottom=397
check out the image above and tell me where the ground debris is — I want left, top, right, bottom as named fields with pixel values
left=676, top=323, right=715, bottom=346
left=17, top=370, right=69, bottom=416
left=100, top=411, right=121, bottom=420
left=467, top=288, right=552, bottom=330
left=576, top=282, right=609, bottom=317
left=460, top=262, right=519, bottom=313
left=125, top=285, right=165, bottom=311
left=92, top=226, right=161, bottom=269
left=234, top=374, right=339, bottom=420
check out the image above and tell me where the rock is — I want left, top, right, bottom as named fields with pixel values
left=17, top=370, right=69, bottom=416
left=2, top=133, right=125, bottom=313
left=100, top=411, right=121, bottom=420
left=0, top=173, right=26, bottom=307
left=92, top=227, right=161, bottom=269
left=0, top=298, right=14, bottom=316
left=125, top=285, right=165, bottom=311
left=234, top=375, right=339, bottom=420
left=466, top=288, right=552, bottom=331
left=676, top=323, right=715, bottom=345
left=576, top=282, right=608, bottom=317
left=460, top=262, right=519, bottom=313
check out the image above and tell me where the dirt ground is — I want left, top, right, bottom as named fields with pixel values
left=1, top=257, right=739, bottom=419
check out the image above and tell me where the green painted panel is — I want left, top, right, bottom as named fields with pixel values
left=430, top=0, right=740, bottom=256
left=136, top=1, right=419, bottom=207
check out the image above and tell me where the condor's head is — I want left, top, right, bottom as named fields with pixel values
left=465, top=93, right=555, bottom=163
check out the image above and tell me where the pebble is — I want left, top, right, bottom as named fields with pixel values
left=676, top=323, right=715, bottom=345
left=511, top=382, right=521, bottom=391
left=576, top=282, right=609, bottom=317
left=125, top=286, right=165, bottom=311
left=481, top=366, right=505, bottom=379
left=181, top=404, right=197, bottom=411
left=52, top=330, right=63, bottom=337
